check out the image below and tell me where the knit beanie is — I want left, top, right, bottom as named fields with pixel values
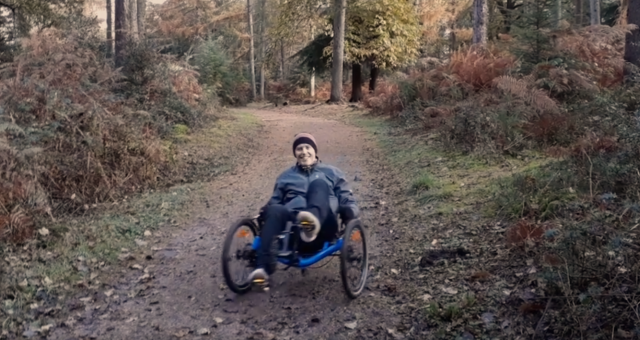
left=292, top=133, right=317, bottom=156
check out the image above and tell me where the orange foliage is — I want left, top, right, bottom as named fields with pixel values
left=553, top=24, right=635, bottom=87
left=506, top=220, right=552, bottom=247
left=448, top=45, right=516, bottom=90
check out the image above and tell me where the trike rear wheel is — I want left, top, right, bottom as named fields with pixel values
left=221, top=218, right=258, bottom=294
left=340, top=219, right=368, bottom=299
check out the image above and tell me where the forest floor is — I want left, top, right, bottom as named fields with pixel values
left=4, top=104, right=548, bottom=340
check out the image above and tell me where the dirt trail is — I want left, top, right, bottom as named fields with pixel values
left=48, top=107, right=422, bottom=340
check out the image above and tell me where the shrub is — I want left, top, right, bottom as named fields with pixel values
left=0, top=28, right=213, bottom=243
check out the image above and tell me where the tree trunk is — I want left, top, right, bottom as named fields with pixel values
left=137, top=0, right=145, bottom=37
left=473, top=0, right=488, bottom=44
left=625, top=0, right=640, bottom=70
left=349, top=64, right=363, bottom=102
left=556, top=0, right=562, bottom=27
left=369, top=65, right=379, bottom=93
left=280, top=40, right=286, bottom=81
left=128, top=0, right=138, bottom=41
left=329, top=0, right=346, bottom=103
left=247, top=0, right=257, bottom=99
left=258, top=0, right=266, bottom=100
left=310, top=67, right=315, bottom=97
left=590, top=0, right=599, bottom=25
left=115, top=0, right=127, bottom=67
left=106, top=0, right=113, bottom=58
left=260, top=63, right=265, bottom=99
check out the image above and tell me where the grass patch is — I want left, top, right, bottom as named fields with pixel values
left=0, top=111, right=262, bottom=336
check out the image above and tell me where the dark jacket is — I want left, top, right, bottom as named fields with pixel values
left=267, top=161, right=359, bottom=218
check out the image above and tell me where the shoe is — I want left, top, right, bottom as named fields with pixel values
left=297, top=211, right=321, bottom=242
left=247, top=268, right=269, bottom=290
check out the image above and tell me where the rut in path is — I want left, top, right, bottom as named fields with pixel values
left=49, top=108, right=420, bottom=340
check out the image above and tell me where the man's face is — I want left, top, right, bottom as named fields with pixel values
left=294, top=143, right=316, bottom=166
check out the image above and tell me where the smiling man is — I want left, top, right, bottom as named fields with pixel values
left=247, top=133, right=359, bottom=286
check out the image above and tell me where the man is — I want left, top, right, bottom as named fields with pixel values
left=247, top=133, right=359, bottom=286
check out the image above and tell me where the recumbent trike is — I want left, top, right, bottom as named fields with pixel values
left=221, top=209, right=369, bottom=299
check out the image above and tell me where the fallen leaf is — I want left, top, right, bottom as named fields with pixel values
left=137, top=273, right=151, bottom=283
left=420, top=294, right=432, bottom=301
left=391, top=269, right=399, bottom=275
left=387, top=328, right=404, bottom=339
left=481, top=312, right=494, bottom=325
left=104, top=289, right=114, bottom=297
left=197, top=328, right=210, bottom=335
left=38, top=228, right=50, bottom=236
left=38, top=324, right=54, bottom=333
left=19, top=279, right=28, bottom=287
left=442, top=287, right=458, bottom=295
left=130, top=264, right=143, bottom=270
left=214, top=317, right=223, bottom=324
left=345, top=321, right=357, bottom=330
left=90, top=272, right=98, bottom=280
left=173, top=329, right=189, bottom=337
left=144, top=230, right=152, bottom=237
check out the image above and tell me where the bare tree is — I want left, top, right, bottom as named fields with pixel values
left=329, top=0, right=346, bottom=103
left=625, top=0, right=640, bottom=70
left=137, top=0, right=145, bottom=37
left=115, top=0, right=127, bottom=67
left=106, top=0, right=113, bottom=58
left=473, top=0, right=488, bottom=44
left=247, top=0, right=257, bottom=100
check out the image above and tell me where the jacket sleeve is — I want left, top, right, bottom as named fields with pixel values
left=333, top=168, right=359, bottom=218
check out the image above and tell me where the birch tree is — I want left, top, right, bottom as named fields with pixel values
left=247, top=0, right=257, bottom=99
left=590, top=0, right=600, bottom=25
left=473, top=0, right=488, bottom=44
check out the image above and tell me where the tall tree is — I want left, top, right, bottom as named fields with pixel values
left=247, top=0, right=257, bottom=99
left=106, top=0, right=113, bottom=58
left=115, top=0, right=127, bottom=67
left=136, top=0, right=145, bottom=37
left=624, top=0, right=640, bottom=70
left=473, top=0, right=488, bottom=44
left=329, top=0, right=346, bottom=103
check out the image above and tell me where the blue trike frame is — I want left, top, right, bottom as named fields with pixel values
left=251, top=236, right=344, bottom=269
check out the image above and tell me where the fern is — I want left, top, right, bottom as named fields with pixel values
left=493, top=75, right=560, bottom=114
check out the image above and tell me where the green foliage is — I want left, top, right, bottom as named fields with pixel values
left=295, top=0, right=421, bottom=74
left=509, top=0, right=556, bottom=73
left=344, top=0, right=421, bottom=69
left=194, top=38, right=247, bottom=104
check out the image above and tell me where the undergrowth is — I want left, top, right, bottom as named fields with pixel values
left=0, top=27, right=222, bottom=244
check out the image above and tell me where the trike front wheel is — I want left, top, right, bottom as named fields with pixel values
left=221, top=218, right=258, bottom=294
left=340, top=219, right=369, bottom=299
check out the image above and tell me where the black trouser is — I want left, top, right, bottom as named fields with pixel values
left=257, top=179, right=338, bottom=274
